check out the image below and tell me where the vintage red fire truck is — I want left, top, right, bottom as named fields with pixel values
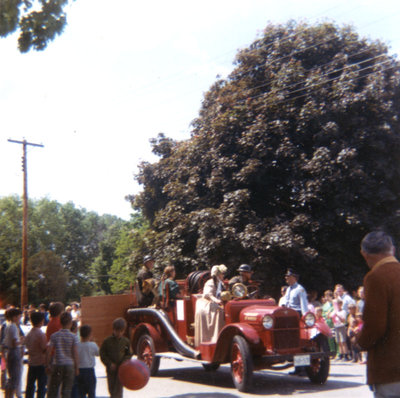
left=124, top=270, right=331, bottom=392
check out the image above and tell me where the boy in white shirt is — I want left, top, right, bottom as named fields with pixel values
left=329, top=298, right=350, bottom=360
left=76, top=325, right=99, bottom=398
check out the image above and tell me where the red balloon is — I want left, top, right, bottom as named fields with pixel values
left=118, top=359, right=150, bottom=390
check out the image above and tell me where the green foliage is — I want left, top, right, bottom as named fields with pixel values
left=109, top=212, right=150, bottom=294
left=89, top=215, right=127, bottom=295
left=132, top=22, right=400, bottom=296
left=0, top=196, right=137, bottom=305
left=0, top=0, right=71, bottom=52
left=28, top=250, right=68, bottom=303
left=0, top=196, right=23, bottom=305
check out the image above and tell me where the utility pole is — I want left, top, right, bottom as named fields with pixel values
left=8, top=138, right=44, bottom=308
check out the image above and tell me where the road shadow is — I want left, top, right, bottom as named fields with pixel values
left=155, top=365, right=364, bottom=396
left=159, top=394, right=239, bottom=398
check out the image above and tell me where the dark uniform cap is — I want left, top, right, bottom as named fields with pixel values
left=285, top=268, right=299, bottom=277
left=237, top=264, right=252, bottom=272
left=143, top=255, right=154, bottom=263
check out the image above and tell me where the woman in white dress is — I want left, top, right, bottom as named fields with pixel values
left=194, top=264, right=227, bottom=346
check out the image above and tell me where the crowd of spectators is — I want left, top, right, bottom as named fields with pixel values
left=0, top=301, right=133, bottom=398
left=0, top=302, right=85, bottom=398
left=300, top=283, right=366, bottom=363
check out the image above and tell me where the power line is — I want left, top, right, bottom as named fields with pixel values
left=244, top=58, right=395, bottom=105
left=239, top=52, right=389, bottom=99
left=269, top=64, right=397, bottom=107
left=131, top=9, right=400, bottom=100
left=135, top=37, right=397, bottom=120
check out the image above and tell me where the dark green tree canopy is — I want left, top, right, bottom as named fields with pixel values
left=0, top=0, right=71, bottom=52
left=133, top=22, right=400, bottom=295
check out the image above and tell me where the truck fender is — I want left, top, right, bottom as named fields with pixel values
left=131, top=323, right=166, bottom=354
left=212, top=323, right=261, bottom=363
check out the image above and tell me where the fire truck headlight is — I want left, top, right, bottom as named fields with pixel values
left=262, top=315, right=274, bottom=329
left=304, top=312, right=316, bottom=327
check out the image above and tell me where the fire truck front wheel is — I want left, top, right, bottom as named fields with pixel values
left=305, top=335, right=330, bottom=384
left=230, top=335, right=254, bottom=392
left=136, top=333, right=160, bottom=376
left=305, top=354, right=329, bottom=384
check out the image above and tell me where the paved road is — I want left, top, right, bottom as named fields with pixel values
left=93, top=357, right=371, bottom=398
left=20, top=357, right=371, bottom=397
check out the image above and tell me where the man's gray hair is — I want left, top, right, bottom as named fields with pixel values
left=361, top=231, right=395, bottom=254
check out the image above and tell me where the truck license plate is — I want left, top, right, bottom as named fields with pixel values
left=294, top=354, right=311, bottom=367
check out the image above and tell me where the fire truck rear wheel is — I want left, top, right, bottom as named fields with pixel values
left=230, top=335, right=253, bottom=392
left=136, top=333, right=160, bottom=376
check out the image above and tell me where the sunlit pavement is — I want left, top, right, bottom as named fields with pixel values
left=20, top=356, right=371, bottom=398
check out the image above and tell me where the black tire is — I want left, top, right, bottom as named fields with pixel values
left=305, top=334, right=330, bottom=384
left=230, top=335, right=253, bottom=392
left=136, top=333, right=160, bottom=376
left=202, top=362, right=220, bottom=371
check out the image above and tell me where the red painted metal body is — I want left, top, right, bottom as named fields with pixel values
left=127, top=275, right=325, bottom=368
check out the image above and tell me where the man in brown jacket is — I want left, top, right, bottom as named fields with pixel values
left=358, top=231, right=400, bottom=397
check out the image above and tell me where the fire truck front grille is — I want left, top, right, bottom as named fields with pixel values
left=273, top=315, right=299, bottom=349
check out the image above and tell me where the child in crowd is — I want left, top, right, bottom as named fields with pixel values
left=1, top=308, right=10, bottom=390
left=348, top=316, right=363, bottom=363
left=354, top=313, right=365, bottom=363
left=314, top=306, right=333, bottom=337
left=46, top=302, right=65, bottom=341
left=329, top=298, right=350, bottom=360
left=3, top=308, right=23, bottom=398
left=321, top=290, right=336, bottom=354
left=346, top=303, right=357, bottom=360
left=346, top=303, right=357, bottom=325
left=100, top=318, right=132, bottom=398
left=70, top=320, right=79, bottom=335
left=46, top=311, right=79, bottom=398
left=76, top=325, right=99, bottom=398
left=69, top=320, right=81, bottom=398
left=38, top=304, right=49, bottom=326
left=71, top=303, right=81, bottom=323
left=25, top=311, right=47, bottom=398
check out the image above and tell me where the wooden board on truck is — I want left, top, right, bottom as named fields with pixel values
left=81, top=294, right=135, bottom=346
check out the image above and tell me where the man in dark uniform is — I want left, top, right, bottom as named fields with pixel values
left=136, top=255, right=155, bottom=306
left=228, top=264, right=253, bottom=291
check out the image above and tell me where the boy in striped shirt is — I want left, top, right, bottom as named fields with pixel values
left=46, top=311, right=79, bottom=398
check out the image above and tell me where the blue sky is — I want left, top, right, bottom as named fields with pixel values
left=1, top=0, right=399, bottom=220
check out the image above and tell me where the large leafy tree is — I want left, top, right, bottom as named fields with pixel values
left=133, top=22, right=400, bottom=296
left=0, top=196, right=127, bottom=304
left=0, top=0, right=72, bottom=52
